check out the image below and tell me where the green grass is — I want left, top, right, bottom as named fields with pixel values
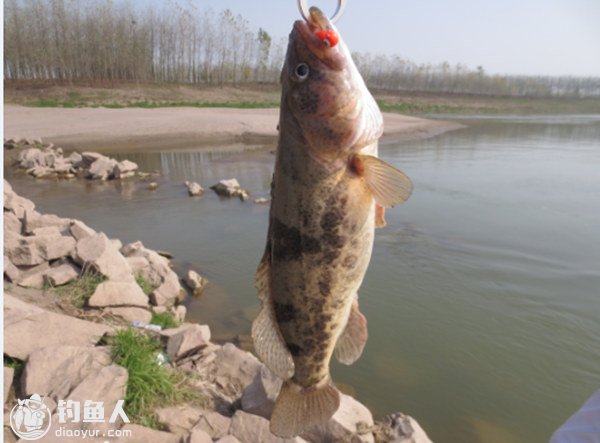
left=135, top=273, right=158, bottom=296
left=55, top=271, right=106, bottom=308
left=376, top=99, right=496, bottom=115
left=150, top=311, right=179, bottom=329
left=27, top=99, right=279, bottom=109
left=110, top=328, right=204, bottom=427
left=4, top=356, right=25, bottom=384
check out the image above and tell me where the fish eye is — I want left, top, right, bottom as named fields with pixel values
left=294, top=63, right=309, bottom=81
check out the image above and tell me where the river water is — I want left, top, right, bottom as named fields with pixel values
left=6, top=115, right=600, bottom=443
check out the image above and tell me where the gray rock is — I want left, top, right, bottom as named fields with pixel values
left=166, top=324, right=211, bottom=360
left=42, top=150, right=57, bottom=167
left=230, top=410, right=304, bottom=443
left=120, top=424, right=181, bottom=443
left=29, top=165, right=54, bottom=178
left=111, top=238, right=123, bottom=250
left=254, top=197, right=271, bottom=205
left=210, top=178, right=250, bottom=201
left=373, top=412, right=433, bottom=443
left=4, top=367, right=14, bottom=402
left=18, top=147, right=44, bottom=169
left=68, top=151, right=83, bottom=165
left=4, top=256, right=22, bottom=283
left=4, top=211, right=22, bottom=235
left=53, top=157, right=73, bottom=174
left=4, top=293, right=111, bottom=360
left=73, top=232, right=134, bottom=282
left=88, top=281, right=149, bottom=308
left=23, top=210, right=71, bottom=235
left=301, top=393, right=375, bottom=443
left=7, top=233, right=76, bottom=266
left=121, top=241, right=184, bottom=307
left=105, top=306, right=152, bottom=324
left=191, top=411, right=232, bottom=440
left=241, top=365, right=282, bottom=419
left=185, top=270, right=207, bottom=294
left=173, top=304, right=187, bottom=323
left=214, top=343, right=262, bottom=391
left=80, top=151, right=104, bottom=167
left=187, top=428, right=212, bottom=443
left=65, top=364, right=129, bottom=434
left=69, top=219, right=96, bottom=240
left=113, top=159, right=138, bottom=179
left=151, top=270, right=186, bottom=307
left=155, top=405, right=204, bottom=435
left=22, top=345, right=111, bottom=399
left=15, top=262, right=51, bottom=288
left=32, top=226, right=62, bottom=237
left=88, top=156, right=118, bottom=180
left=44, top=262, right=80, bottom=286
left=4, top=184, right=36, bottom=219
left=126, top=256, right=150, bottom=274
left=185, top=181, right=204, bottom=196
left=216, top=437, right=241, bottom=443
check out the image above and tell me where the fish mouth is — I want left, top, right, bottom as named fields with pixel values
left=294, top=7, right=334, bottom=49
left=293, top=7, right=344, bottom=67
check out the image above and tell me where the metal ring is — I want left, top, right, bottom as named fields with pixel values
left=297, top=0, right=347, bottom=24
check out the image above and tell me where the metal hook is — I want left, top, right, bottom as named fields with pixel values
left=297, top=0, right=347, bottom=24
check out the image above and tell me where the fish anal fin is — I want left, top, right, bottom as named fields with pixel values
left=375, top=204, right=386, bottom=228
left=255, top=247, right=270, bottom=302
left=334, top=301, right=368, bottom=365
left=352, top=154, right=413, bottom=208
left=270, top=378, right=340, bottom=438
left=252, top=245, right=295, bottom=380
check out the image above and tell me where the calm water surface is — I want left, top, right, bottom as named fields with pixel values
left=7, top=115, right=600, bottom=443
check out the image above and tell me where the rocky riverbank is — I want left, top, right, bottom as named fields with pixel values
left=3, top=182, right=433, bottom=443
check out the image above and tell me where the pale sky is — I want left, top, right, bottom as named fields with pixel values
left=191, top=0, right=600, bottom=77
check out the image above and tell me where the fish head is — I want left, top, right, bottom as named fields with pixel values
left=281, top=7, right=383, bottom=168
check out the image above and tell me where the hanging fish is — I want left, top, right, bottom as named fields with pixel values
left=252, top=5, right=412, bottom=437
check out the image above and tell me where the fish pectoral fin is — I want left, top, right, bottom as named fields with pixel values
left=334, top=300, right=368, bottom=365
left=270, top=378, right=340, bottom=438
left=353, top=154, right=413, bottom=208
left=375, top=203, right=387, bottom=228
left=252, top=304, right=295, bottom=379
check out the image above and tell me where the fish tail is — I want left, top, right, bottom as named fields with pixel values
left=270, top=377, right=340, bottom=438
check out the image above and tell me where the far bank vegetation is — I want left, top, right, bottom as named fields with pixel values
left=4, top=0, right=600, bottom=98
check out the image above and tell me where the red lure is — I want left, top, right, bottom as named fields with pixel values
left=314, top=29, right=339, bottom=47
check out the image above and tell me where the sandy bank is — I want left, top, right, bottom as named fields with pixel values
left=4, top=105, right=464, bottom=152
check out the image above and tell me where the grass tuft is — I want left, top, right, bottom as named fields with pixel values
left=4, top=356, right=25, bottom=383
left=111, top=328, right=204, bottom=427
left=150, top=311, right=179, bottom=329
left=135, top=273, right=158, bottom=296
left=55, top=271, right=106, bottom=307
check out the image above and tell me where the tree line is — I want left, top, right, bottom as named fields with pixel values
left=4, top=0, right=600, bottom=97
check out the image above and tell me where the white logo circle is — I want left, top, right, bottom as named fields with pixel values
left=9, top=394, right=52, bottom=441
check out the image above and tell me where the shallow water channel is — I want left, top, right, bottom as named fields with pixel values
left=6, top=115, right=600, bottom=443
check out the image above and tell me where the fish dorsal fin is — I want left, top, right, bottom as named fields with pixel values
left=252, top=249, right=295, bottom=380
left=334, top=300, right=368, bottom=365
left=352, top=154, right=413, bottom=208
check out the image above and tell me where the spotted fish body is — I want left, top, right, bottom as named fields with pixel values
left=252, top=7, right=413, bottom=438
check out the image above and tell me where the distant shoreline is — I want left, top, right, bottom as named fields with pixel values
left=4, top=105, right=465, bottom=153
